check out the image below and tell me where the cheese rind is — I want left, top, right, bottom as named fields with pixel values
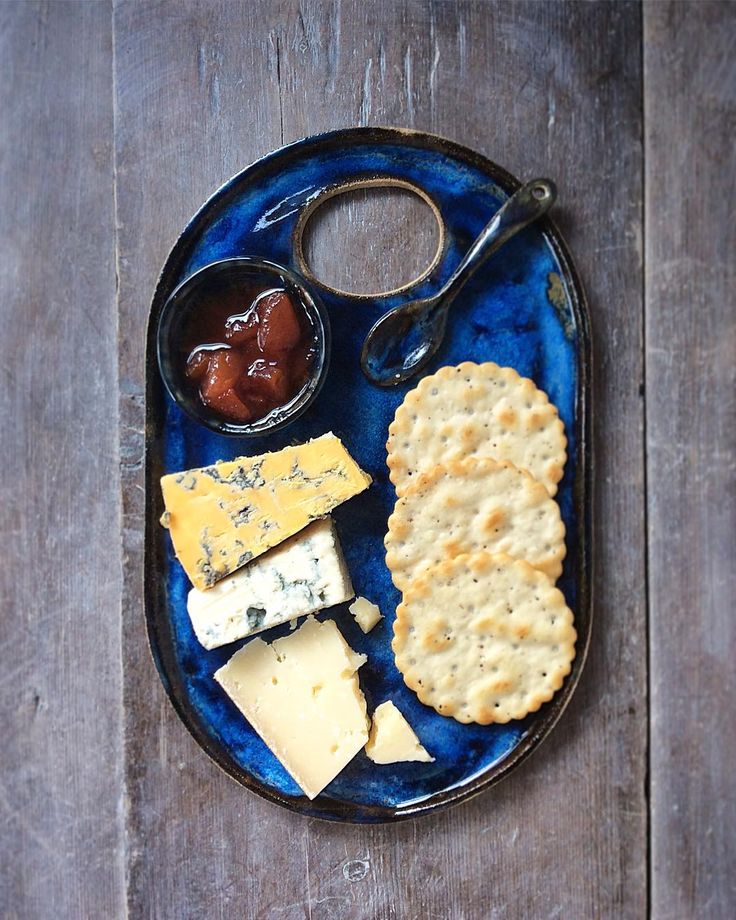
left=187, top=518, right=354, bottom=649
left=215, top=617, right=369, bottom=800
left=160, top=433, right=371, bottom=590
left=365, top=701, right=434, bottom=764
left=349, top=596, right=382, bottom=633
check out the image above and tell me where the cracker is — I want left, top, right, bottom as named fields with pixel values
left=386, top=362, right=567, bottom=497
left=385, top=457, right=566, bottom=590
left=392, top=552, right=576, bottom=724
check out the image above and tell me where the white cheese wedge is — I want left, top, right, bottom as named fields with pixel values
left=187, top=518, right=353, bottom=649
left=215, top=616, right=369, bottom=800
left=349, top=596, right=382, bottom=633
left=365, top=701, right=434, bottom=764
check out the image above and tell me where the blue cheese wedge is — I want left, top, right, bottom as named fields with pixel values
left=187, top=518, right=353, bottom=649
left=215, top=617, right=369, bottom=800
left=365, top=701, right=434, bottom=764
left=160, top=432, right=371, bottom=590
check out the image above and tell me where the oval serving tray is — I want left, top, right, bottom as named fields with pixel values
left=144, top=127, right=592, bottom=823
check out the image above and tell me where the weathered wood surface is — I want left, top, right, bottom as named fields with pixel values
left=2, top=0, right=734, bottom=917
left=0, top=2, right=124, bottom=918
left=644, top=3, right=736, bottom=918
left=114, top=2, right=646, bottom=918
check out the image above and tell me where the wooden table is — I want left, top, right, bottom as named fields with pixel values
left=1, top=2, right=734, bottom=917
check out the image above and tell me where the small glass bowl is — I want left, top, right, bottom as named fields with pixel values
left=157, top=257, right=331, bottom=437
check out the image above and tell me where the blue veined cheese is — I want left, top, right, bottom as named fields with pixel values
left=160, top=432, right=371, bottom=590
left=215, top=616, right=369, bottom=800
left=187, top=518, right=353, bottom=650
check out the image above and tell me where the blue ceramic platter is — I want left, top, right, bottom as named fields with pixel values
left=145, top=127, right=592, bottom=823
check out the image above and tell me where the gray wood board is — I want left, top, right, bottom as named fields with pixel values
left=644, top=2, right=736, bottom=917
left=114, top=1, right=646, bottom=918
left=0, top=1, right=124, bottom=918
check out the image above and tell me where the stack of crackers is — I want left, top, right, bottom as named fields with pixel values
left=385, top=362, right=576, bottom=724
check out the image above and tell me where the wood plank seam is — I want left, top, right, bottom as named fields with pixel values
left=111, top=1, right=133, bottom=916
left=640, top=4, right=653, bottom=919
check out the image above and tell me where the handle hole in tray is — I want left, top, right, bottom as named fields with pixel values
left=295, top=179, right=444, bottom=299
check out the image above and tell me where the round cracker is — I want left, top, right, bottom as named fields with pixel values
left=386, top=361, right=567, bottom=497
left=392, top=552, right=576, bottom=724
left=385, top=457, right=566, bottom=590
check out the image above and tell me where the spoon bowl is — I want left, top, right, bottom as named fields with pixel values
left=361, top=296, right=448, bottom=385
left=360, top=178, right=556, bottom=386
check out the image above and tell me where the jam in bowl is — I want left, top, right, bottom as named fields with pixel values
left=157, top=258, right=331, bottom=435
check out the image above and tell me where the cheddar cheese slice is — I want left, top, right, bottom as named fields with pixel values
left=160, top=433, right=371, bottom=590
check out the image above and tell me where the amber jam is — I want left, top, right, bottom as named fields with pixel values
left=180, top=279, right=318, bottom=424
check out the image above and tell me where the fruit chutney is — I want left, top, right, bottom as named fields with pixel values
left=181, top=280, right=319, bottom=425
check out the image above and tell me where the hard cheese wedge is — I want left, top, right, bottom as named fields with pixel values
left=365, top=701, right=434, bottom=764
left=160, top=432, right=371, bottom=590
left=215, top=616, right=369, bottom=800
left=187, top=518, right=353, bottom=650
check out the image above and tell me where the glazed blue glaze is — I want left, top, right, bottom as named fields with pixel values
left=150, top=131, right=583, bottom=820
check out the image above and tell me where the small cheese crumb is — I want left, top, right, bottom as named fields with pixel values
left=365, top=700, right=434, bottom=764
left=349, top=596, right=382, bottom=633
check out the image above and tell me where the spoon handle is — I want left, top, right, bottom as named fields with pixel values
left=435, top=178, right=557, bottom=309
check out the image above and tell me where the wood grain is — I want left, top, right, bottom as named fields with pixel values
left=113, top=3, right=308, bottom=917
left=114, top=2, right=646, bottom=918
left=0, top=2, right=124, bottom=918
left=2, top=1, right=733, bottom=915
left=644, top=3, right=736, bottom=918
left=303, top=185, right=441, bottom=295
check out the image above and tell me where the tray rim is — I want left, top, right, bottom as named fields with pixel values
left=143, top=125, right=594, bottom=823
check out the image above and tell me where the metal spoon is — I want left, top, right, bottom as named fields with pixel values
left=360, top=178, right=557, bottom=386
